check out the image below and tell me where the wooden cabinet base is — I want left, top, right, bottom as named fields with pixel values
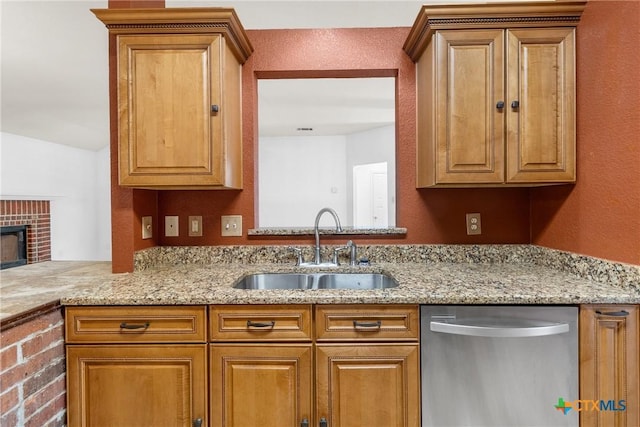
left=66, top=345, right=208, bottom=427
left=580, top=305, right=639, bottom=427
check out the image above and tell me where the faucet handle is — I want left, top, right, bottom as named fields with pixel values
left=332, top=246, right=349, bottom=266
left=287, top=246, right=304, bottom=266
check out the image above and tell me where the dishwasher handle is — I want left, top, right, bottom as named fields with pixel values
left=430, top=318, right=569, bottom=338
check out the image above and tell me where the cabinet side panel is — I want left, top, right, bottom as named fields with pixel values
left=416, top=42, right=436, bottom=187
left=222, top=39, right=243, bottom=189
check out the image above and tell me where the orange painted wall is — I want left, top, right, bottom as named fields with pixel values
left=110, top=22, right=532, bottom=271
left=154, top=28, right=530, bottom=249
left=531, top=0, right=640, bottom=265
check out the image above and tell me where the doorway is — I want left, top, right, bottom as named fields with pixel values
left=353, top=162, right=388, bottom=228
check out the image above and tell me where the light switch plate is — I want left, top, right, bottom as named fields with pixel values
left=221, top=215, right=242, bottom=237
left=142, top=216, right=152, bottom=239
left=165, top=216, right=179, bottom=237
left=188, top=216, right=203, bottom=237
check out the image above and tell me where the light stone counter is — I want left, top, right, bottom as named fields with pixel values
left=60, top=261, right=640, bottom=307
left=62, top=244, right=640, bottom=306
left=2, top=245, right=639, bottom=326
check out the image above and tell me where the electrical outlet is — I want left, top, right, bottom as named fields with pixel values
left=142, top=216, right=152, bottom=239
left=221, top=215, right=242, bottom=237
left=165, top=216, right=179, bottom=237
left=189, top=216, right=203, bottom=237
left=466, top=213, right=482, bottom=235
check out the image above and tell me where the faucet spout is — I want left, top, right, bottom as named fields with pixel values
left=314, top=207, right=343, bottom=264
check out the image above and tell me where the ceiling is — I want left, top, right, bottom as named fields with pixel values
left=0, top=0, right=453, bottom=151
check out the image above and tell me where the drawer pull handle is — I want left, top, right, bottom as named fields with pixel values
left=353, top=320, right=381, bottom=329
left=120, top=322, right=150, bottom=330
left=247, top=320, right=276, bottom=328
left=595, top=310, right=629, bottom=317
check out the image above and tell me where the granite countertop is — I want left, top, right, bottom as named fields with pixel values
left=60, top=261, right=640, bottom=307
left=0, top=261, right=116, bottom=324
left=2, top=245, right=639, bottom=326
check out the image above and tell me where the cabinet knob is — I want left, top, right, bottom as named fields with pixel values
left=193, top=418, right=202, bottom=427
left=511, top=100, right=520, bottom=109
left=319, top=417, right=328, bottom=427
left=301, top=418, right=309, bottom=427
left=211, top=104, right=220, bottom=114
left=496, top=101, right=505, bottom=109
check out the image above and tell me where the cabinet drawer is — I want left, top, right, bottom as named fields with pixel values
left=210, top=305, right=312, bottom=342
left=65, top=306, right=207, bottom=343
left=315, top=305, right=419, bottom=341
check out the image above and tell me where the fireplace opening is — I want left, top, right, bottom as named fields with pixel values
left=1, top=225, right=28, bottom=269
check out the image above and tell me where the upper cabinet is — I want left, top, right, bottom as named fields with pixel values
left=403, top=2, right=585, bottom=187
left=93, top=8, right=253, bottom=189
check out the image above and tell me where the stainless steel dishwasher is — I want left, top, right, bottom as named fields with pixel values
left=421, top=305, right=578, bottom=427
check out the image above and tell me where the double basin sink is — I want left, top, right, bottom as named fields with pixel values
left=234, top=272, right=398, bottom=290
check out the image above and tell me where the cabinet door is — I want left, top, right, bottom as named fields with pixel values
left=316, top=343, right=420, bottom=427
left=210, top=344, right=313, bottom=427
left=580, top=305, right=639, bottom=427
left=66, top=344, right=208, bottom=427
left=117, top=34, right=224, bottom=188
left=506, top=28, right=576, bottom=183
left=432, top=29, right=505, bottom=184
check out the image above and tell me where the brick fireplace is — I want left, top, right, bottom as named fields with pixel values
left=0, top=200, right=51, bottom=267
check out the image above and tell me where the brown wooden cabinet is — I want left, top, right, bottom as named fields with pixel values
left=209, top=305, right=314, bottom=427
left=65, top=306, right=208, bottom=427
left=209, top=304, right=420, bottom=427
left=580, top=305, right=639, bottom=427
left=403, top=2, right=585, bottom=187
left=315, top=305, right=420, bottom=427
left=92, top=8, right=253, bottom=189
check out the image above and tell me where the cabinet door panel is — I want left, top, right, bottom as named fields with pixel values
left=506, top=28, right=576, bottom=182
left=580, top=305, right=639, bottom=427
left=67, top=344, right=208, bottom=427
left=316, top=344, right=420, bottom=427
left=210, top=344, right=313, bottom=427
left=434, top=30, right=504, bottom=184
left=118, top=34, right=224, bottom=187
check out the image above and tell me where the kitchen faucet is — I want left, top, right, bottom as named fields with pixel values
left=313, top=207, right=343, bottom=265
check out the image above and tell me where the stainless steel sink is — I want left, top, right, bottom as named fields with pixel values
left=233, top=273, right=312, bottom=290
left=233, top=273, right=398, bottom=290
left=315, top=273, right=397, bottom=290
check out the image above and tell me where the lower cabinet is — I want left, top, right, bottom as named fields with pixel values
left=65, top=306, right=208, bottom=427
left=580, top=305, right=639, bottom=427
left=65, top=303, right=640, bottom=427
left=209, top=304, right=421, bottom=427
left=210, top=344, right=313, bottom=426
left=316, top=344, right=420, bottom=427
left=67, top=345, right=208, bottom=427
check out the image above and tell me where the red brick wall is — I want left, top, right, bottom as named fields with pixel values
left=0, top=200, right=51, bottom=264
left=0, top=309, right=66, bottom=427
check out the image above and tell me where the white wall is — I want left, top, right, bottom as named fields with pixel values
left=0, top=132, right=111, bottom=261
left=259, top=135, right=348, bottom=227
